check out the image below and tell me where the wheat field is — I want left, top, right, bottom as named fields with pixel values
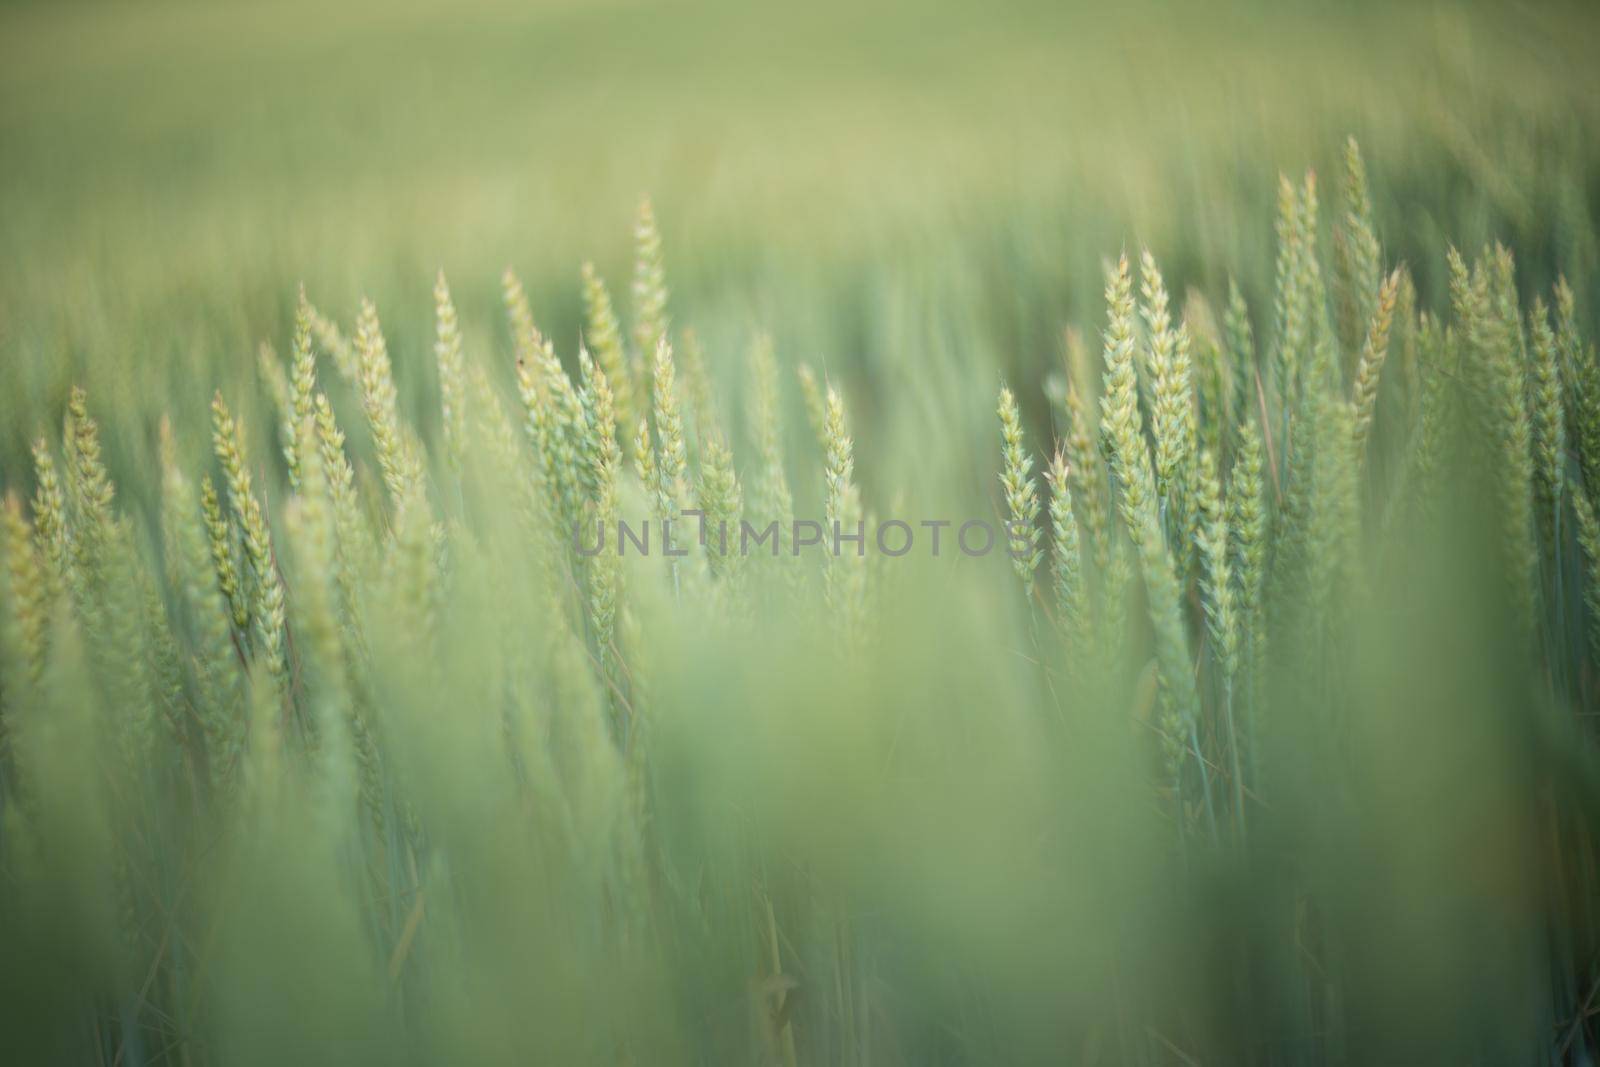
left=3, top=1, right=1600, bottom=1064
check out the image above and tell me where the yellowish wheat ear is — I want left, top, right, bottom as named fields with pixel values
left=997, top=384, right=1041, bottom=599
left=1349, top=269, right=1401, bottom=465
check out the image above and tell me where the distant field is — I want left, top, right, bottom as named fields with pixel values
left=2, top=0, right=1596, bottom=472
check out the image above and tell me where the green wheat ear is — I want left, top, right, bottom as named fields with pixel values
left=29, top=437, right=70, bottom=608
left=1557, top=278, right=1600, bottom=493
left=1451, top=246, right=1538, bottom=639
left=1043, top=448, right=1090, bottom=653
left=200, top=473, right=247, bottom=631
left=696, top=432, right=743, bottom=581
left=1407, top=311, right=1454, bottom=521
left=211, top=391, right=288, bottom=695
left=1195, top=448, right=1238, bottom=683
left=997, top=384, right=1041, bottom=600
left=502, top=266, right=543, bottom=364
left=822, top=384, right=865, bottom=635
left=159, top=416, right=242, bottom=789
left=1099, top=254, right=1158, bottom=535
left=1139, top=250, right=1196, bottom=535
left=1, top=491, right=48, bottom=690
left=63, top=386, right=116, bottom=601
left=313, top=393, right=369, bottom=631
left=1333, top=136, right=1382, bottom=354
left=582, top=261, right=640, bottom=449
left=1186, top=291, right=1231, bottom=462
left=504, top=272, right=591, bottom=535
left=1060, top=381, right=1112, bottom=579
left=513, top=334, right=568, bottom=529
left=1275, top=171, right=1323, bottom=421
left=304, top=298, right=360, bottom=383
left=632, top=198, right=670, bottom=369
left=1225, top=278, right=1258, bottom=431
left=650, top=336, right=690, bottom=519
left=1572, top=474, right=1600, bottom=666
left=258, top=340, right=294, bottom=483
left=1488, top=247, right=1538, bottom=639
left=434, top=270, right=467, bottom=473
left=1229, top=418, right=1268, bottom=682
left=1271, top=174, right=1305, bottom=410
left=584, top=357, right=624, bottom=670
left=580, top=347, right=622, bottom=487
left=633, top=414, right=659, bottom=503
left=1098, top=256, right=1198, bottom=798
left=1528, top=295, right=1565, bottom=547
left=289, top=285, right=317, bottom=475
left=549, top=335, right=602, bottom=523
left=354, top=297, right=424, bottom=508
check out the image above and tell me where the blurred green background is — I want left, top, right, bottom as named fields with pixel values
left=3, top=0, right=1598, bottom=492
